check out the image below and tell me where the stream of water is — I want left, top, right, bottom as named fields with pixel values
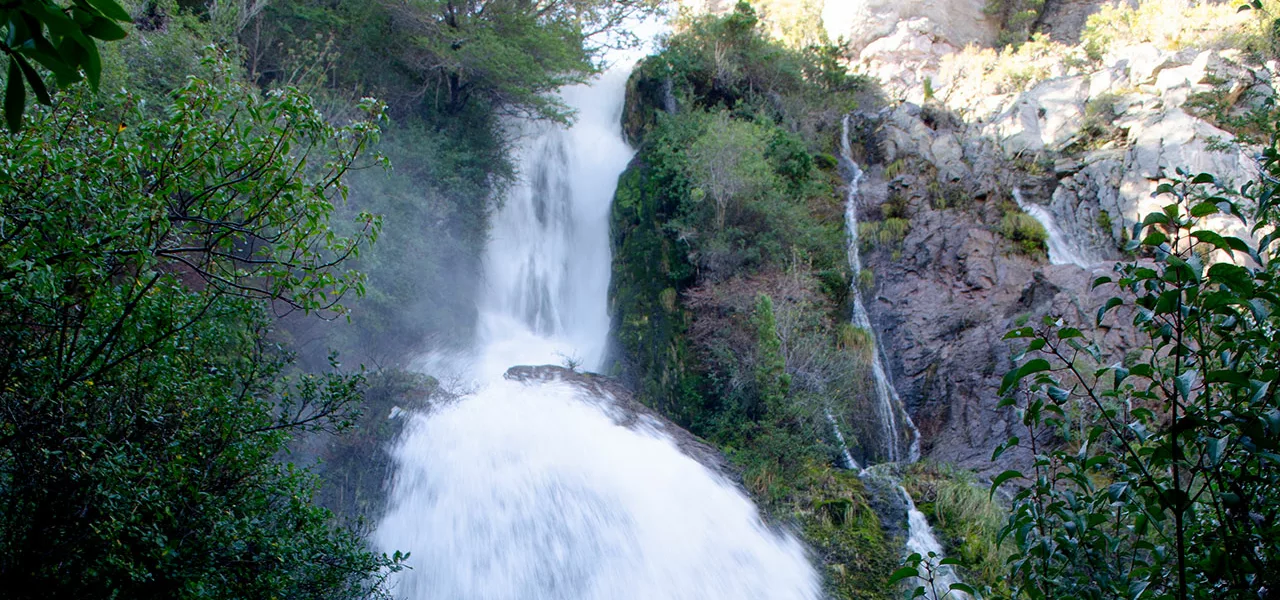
left=837, top=116, right=965, bottom=600
left=837, top=115, right=921, bottom=466
left=375, top=55, right=821, bottom=600
left=1012, top=187, right=1101, bottom=269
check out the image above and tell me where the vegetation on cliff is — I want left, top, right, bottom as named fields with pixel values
left=610, top=3, right=902, bottom=597
left=0, top=50, right=400, bottom=596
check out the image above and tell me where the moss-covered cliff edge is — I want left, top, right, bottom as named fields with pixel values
left=605, top=5, right=908, bottom=597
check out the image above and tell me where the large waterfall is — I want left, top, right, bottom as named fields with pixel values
left=376, top=60, right=821, bottom=599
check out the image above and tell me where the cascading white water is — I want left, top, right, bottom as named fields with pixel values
left=377, top=380, right=819, bottom=600
left=377, top=57, right=821, bottom=599
left=838, top=116, right=965, bottom=596
left=837, top=115, right=920, bottom=465
left=1012, top=187, right=1100, bottom=269
left=901, top=488, right=969, bottom=600
left=825, top=408, right=859, bottom=471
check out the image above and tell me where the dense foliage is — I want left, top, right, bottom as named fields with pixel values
left=0, top=52, right=402, bottom=596
left=0, top=0, right=132, bottom=130
left=988, top=160, right=1280, bottom=597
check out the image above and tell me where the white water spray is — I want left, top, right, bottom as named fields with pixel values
left=377, top=380, right=819, bottom=600
left=1012, top=187, right=1101, bottom=269
left=901, top=488, right=970, bottom=600
left=378, top=55, right=821, bottom=599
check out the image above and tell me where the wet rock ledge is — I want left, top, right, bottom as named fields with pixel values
left=504, top=365, right=735, bottom=481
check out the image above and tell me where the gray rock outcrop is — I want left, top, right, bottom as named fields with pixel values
left=850, top=10, right=1272, bottom=477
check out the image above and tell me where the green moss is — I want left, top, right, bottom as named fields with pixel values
left=999, top=208, right=1049, bottom=258
left=793, top=463, right=897, bottom=600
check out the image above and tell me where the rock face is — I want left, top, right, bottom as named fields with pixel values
left=848, top=16, right=1273, bottom=477
left=822, top=0, right=998, bottom=52
left=857, top=195, right=1140, bottom=476
left=504, top=365, right=735, bottom=479
left=824, top=0, right=998, bottom=99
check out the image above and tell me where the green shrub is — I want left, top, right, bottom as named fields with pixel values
left=999, top=209, right=1049, bottom=257
left=859, top=218, right=911, bottom=251
left=986, top=0, right=1047, bottom=47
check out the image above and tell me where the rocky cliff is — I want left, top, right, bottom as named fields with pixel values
left=834, top=0, right=1273, bottom=476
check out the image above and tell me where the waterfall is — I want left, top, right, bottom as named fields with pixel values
left=901, top=488, right=970, bottom=600
left=1012, top=187, right=1100, bottom=269
left=836, top=115, right=920, bottom=465
left=376, top=55, right=821, bottom=599
left=838, top=115, right=966, bottom=598
left=825, top=408, right=859, bottom=471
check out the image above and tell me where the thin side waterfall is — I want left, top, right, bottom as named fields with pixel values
left=376, top=59, right=822, bottom=599
left=825, top=408, right=858, bottom=471
left=902, top=488, right=969, bottom=600
left=837, top=115, right=920, bottom=465
left=838, top=115, right=963, bottom=600
left=1012, top=187, right=1100, bottom=269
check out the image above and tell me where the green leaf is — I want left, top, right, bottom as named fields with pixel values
left=1208, top=262, right=1254, bottom=294
left=1190, top=202, right=1220, bottom=217
left=1174, top=369, right=1196, bottom=399
left=84, top=17, right=127, bottom=41
left=1003, top=326, right=1035, bottom=339
left=81, top=37, right=102, bottom=89
left=888, top=566, right=920, bottom=585
left=992, top=436, right=1019, bottom=460
left=5, top=58, right=26, bottom=132
left=1142, top=212, right=1169, bottom=226
left=990, top=469, right=1024, bottom=498
left=1129, top=579, right=1150, bottom=599
left=1207, top=436, right=1228, bottom=465
left=12, top=54, right=51, bottom=106
left=1191, top=230, right=1230, bottom=254
left=948, top=582, right=976, bottom=596
left=1000, top=358, right=1051, bottom=395
left=1098, top=297, right=1123, bottom=325
left=1114, top=365, right=1130, bottom=387
left=1207, top=369, right=1248, bottom=385
left=1108, top=481, right=1129, bottom=501
left=86, top=0, right=133, bottom=21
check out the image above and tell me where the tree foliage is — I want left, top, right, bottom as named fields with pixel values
left=0, top=0, right=132, bottom=131
left=990, top=161, right=1280, bottom=598
left=0, top=53, right=401, bottom=597
left=247, top=0, right=658, bottom=122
